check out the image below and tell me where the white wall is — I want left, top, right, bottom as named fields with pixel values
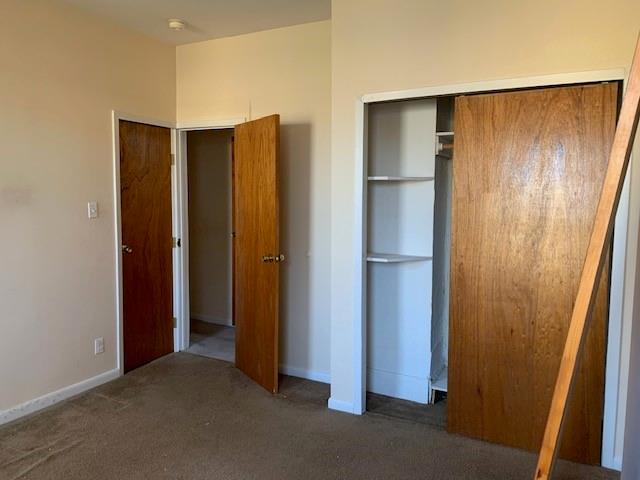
left=329, top=0, right=640, bottom=470
left=177, top=20, right=332, bottom=381
left=366, top=100, right=437, bottom=404
left=0, top=0, right=175, bottom=413
left=622, top=219, right=640, bottom=479
left=431, top=154, right=452, bottom=382
left=187, top=129, right=234, bottom=326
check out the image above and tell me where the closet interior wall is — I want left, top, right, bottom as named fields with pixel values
left=431, top=97, right=454, bottom=396
left=365, top=98, right=453, bottom=405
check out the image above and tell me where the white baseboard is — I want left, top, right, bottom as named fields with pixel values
left=608, top=456, right=622, bottom=472
left=279, top=364, right=330, bottom=384
left=328, top=397, right=357, bottom=414
left=191, top=313, right=232, bottom=326
left=367, top=368, right=429, bottom=404
left=0, top=368, right=120, bottom=426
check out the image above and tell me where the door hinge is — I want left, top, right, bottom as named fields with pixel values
left=172, top=237, right=181, bottom=248
left=170, top=153, right=176, bottom=166
left=172, top=317, right=177, bottom=328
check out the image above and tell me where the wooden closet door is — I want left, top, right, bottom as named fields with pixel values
left=448, top=83, right=618, bottom=464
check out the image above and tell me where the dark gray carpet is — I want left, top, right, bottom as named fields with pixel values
left=0, top=353, right=619, bottom=479
left=366, top=392, right=448, bottom=429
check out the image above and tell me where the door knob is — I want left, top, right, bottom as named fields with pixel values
left=122, top=245, right=133, bottom=254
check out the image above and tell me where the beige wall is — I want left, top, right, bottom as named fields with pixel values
left=187, top=129, right=234, bottom=326
left=0, top=0, right=175, bottom=412
left=329, top=0, right=640, bottom=469
left=177, top=20, right=332, bottom=379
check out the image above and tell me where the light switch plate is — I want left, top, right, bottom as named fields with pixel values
left=88, top=201, right=98, bottom=219
left=94, top=337, right=104, bottom=355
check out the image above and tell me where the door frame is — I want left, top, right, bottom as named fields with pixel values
left=349, top=69, right=632, bottom=470
left=174, top=118, right=246, bottom=352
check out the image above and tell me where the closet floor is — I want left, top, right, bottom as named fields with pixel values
left=366, top=392, right=447, bottom=429
left=187, top=320, right=235, bottom=363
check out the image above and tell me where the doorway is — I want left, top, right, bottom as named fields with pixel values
left=176, top=115, right=282, bottom=393
left=184, top=128, right=236, bottom=363
left=114, top=114, right=282, bottom=392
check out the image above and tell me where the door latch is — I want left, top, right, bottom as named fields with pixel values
left=262, top=254, right=285, bottom=263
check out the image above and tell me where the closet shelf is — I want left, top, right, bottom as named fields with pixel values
left=368, top=176, right=434, bottom=182
left=366, top=253, right=432, bottom=263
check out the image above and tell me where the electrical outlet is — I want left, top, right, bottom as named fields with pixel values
left=87, top=201, right=99, bottom=219
left=94, top=337, right=104, bottom=355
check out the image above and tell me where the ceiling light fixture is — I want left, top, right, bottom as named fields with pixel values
left=168, top=19, right=186, bottom=31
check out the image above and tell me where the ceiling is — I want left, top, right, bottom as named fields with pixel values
left=63, top=0, right=331, bottom=45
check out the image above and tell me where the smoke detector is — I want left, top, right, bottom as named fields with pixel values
left=168, top=19, right=186, bottom=31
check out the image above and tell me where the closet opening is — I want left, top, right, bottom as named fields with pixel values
left=365, top=96, right=454, bottom=427
left=362, top=81, right=621, bottom=466
left=185, top=128, right=236, bottom=363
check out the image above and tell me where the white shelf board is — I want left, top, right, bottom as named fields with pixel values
left=368, top=176, right=434, bottom=182
left=366, top=253, right=432, bottom=263
left=431, top=366, right=448, bottom=393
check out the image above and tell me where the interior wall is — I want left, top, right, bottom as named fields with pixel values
left=187, top=129, right=234, bottom=326
left=329, top=0, right=640, bottom=470
left=177, top=20, right=332, bottom=381
left=0, top=0, right=176, bottom=413
left=431, top=155, right=452, bottom=381
left=622, top=220, right=640, bottom=479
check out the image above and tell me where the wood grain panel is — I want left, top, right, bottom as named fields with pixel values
left=119, top=120, right=173, bottom=373
left=448, top=83, right=618, bottom=464
left=234, top=115, right=280, bottom=393
left=536, top=38, right=640, bottom=479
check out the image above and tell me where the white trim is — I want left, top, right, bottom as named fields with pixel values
left=171, top=129, right=180, bottom=352
left=603, top=167, right=631, bottom=468
left=112, top=110, right=175, bottom=129
left=175, top=119, right=244, bottom=352
left=112, top=111, right=124, bottom=373
left=349, top=70, right=630, bottom=471
left=361, top=69, right=626, bottom=103
left=351, top=99, right=367, bottom=415
left=177, top=130, right=190, bottom=351
left=176, top=117, right=246, bottom=131
left=280, top=365, right=330, bottom=384
left=112, top=111, right=178, bottom=374
left=0, top=369, right=119, bottom=426
left=327, top=397, right=356, bottom=414
left=612, top=456, right=623, bottom=472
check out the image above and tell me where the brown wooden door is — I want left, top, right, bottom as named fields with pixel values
left=448, top=83, right=617, bottom=464
left=119, top=120, right=173, bottom=373
left=233, top=115, right=280, bottom=393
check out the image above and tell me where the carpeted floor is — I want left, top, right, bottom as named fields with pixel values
left=0, top=353, right=619, bottom=480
